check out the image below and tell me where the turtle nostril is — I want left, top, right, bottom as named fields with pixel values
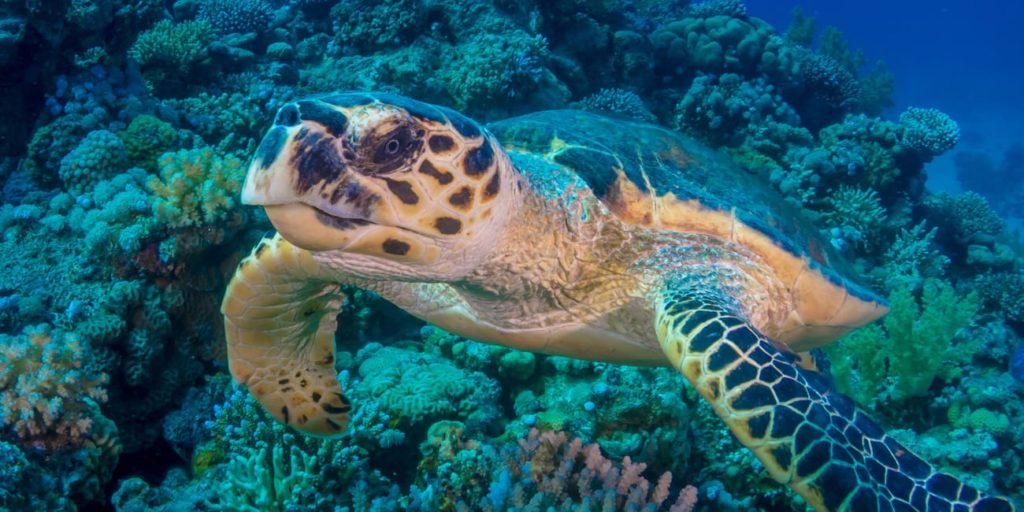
left=276, top=103, right=300, bottom=127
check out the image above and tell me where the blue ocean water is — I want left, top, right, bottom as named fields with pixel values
left=0, top=1, right=1022, bottom=510
left=754, top=1, right=1024, bottom=205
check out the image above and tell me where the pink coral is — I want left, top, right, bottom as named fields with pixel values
left=502, top=428, right=698, bottom=511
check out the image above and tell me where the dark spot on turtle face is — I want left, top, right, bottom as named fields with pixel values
left=382, top=238, right=410, bottom=255
left=278, top=378, right=290, bottom=385
left=312, top=392, right=322, bottom=403
left=448, top=186, right=472, bottom=208
left=464, top=141, right=493, bottom=176
left=275, top=103, right=300, bottom=127
left=335, top=392, right=351, bottom=406
left=325, top=418, right=343, bottom=431
left=254, top=241, right=269, bottom=258
left=483, top=170, right=501, bottom=198
left=327, top=180, right=379, bottom=217
left=439, top=106, right=482, bottom=138
left=281, top=406, right=290, bottom=424
left=315, top=210, right=371, bottom=230
left=428, top=134, right=456, bottom=153
left=417, top=159, right=453, bottom=185
left=255, top=126, right=288, bottom=169
left=383, top=178, right=419, bottom=205
left=434, top=216, right=462, bottom=235
left=291, top=128, right=347, bottom=194
left=299, top=415, right=308, bottom=425
left=297, top=100, right=348, bottom=137
left=319, top=92, right=375, bottom=108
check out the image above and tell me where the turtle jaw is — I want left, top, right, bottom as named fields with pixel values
left=263, top=203, right=365, bottom=252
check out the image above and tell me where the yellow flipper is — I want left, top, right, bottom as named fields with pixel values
left=221, top=233, right=351, bottom=436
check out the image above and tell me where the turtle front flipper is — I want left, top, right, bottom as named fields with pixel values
left=655, top=290, right=1015, bottom=512
left=221, top=233, right=352, bottom=437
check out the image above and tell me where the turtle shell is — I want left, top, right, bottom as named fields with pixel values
left=488, top=110, right=887, bottom=350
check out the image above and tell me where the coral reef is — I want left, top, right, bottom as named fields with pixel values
left=0, top=0, right=1020, bottom=509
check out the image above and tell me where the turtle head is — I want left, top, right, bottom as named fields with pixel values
left=242, top=93, right=519, bottom=279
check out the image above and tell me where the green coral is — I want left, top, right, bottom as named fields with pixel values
left=130, top=19, right=213, bottom=71
left=874, top=221, right=950, bottom=292
left=355, top=346, right=500, bottom=430
left=146, top=147, right=245, bottom=229
left=117, top=115, right=179, bottom=172
left=828, top=281, right=979, bottom=410
left=330, top=0, right=423, bottom=52
left=58, top=130, right=127, bottom=195
left=821, top=185, right=887, bottom=248
left=129, top=19, right=214, bottom=92
left=439, top=31, right=551, bottom=111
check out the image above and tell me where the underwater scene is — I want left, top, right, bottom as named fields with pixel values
left=1, top=0, right=1023, bottom=510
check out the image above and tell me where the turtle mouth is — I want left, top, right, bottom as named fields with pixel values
left=311, top=206, right=375, bottom=230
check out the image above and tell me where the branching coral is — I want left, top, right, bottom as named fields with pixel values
left=821, top=185, right=887, bottom=249
left=487, top=428, right=699, bottom=511
left=828, top=281, right=979, bottom=410
left=129, top=20, right=213, bottom=72
left=0, top=325, right=109, bottom=449
left=331, top=0, right=424, bottom=52
left=147, top=147, right=245, bottom=229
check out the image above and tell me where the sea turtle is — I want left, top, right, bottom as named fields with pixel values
left=221, top=92, right=1014, bottom=512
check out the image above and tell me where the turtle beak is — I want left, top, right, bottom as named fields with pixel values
left=242, top=103, right=372, bottom=252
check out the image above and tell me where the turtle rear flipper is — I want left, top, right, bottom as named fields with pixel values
left=656, top=288, right=1015, bottom=512
left=221, top=233, right=352, bottom=436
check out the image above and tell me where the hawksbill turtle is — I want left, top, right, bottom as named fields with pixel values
left=221, top=92, right=1014, bottom=512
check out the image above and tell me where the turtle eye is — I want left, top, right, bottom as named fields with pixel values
left=370, top=125, right=422, bottom=170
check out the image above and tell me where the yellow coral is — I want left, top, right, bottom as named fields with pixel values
left=147, top=147, right=245, bottom=229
